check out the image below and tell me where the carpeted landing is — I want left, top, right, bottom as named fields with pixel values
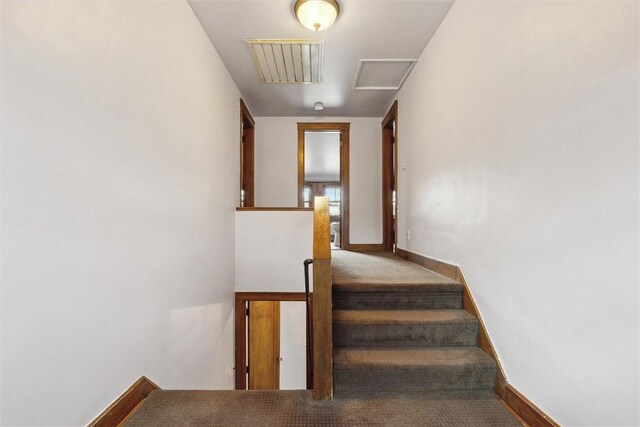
left=124, top=390, right=522, bottom=426
left=332, top=250, right=460, bottom=289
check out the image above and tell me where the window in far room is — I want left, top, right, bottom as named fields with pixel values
left=303, top=186, right=312, bottom=208
left=325, top=186, right=341, bottom=217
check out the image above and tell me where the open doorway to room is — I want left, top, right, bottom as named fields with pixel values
left=240, top=99, right=255, bottom=207
left=297, top=123, right=350, bottom=250
left=382, top=101, right=398, bottom=252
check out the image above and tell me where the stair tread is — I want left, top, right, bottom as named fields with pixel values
left=332, top=251, right=461, bottom=289
left=334, top=347, right=495, bottom=368
left=333, top=282, right=463, bottom=291
left=333, top=309, right=476, bottom=325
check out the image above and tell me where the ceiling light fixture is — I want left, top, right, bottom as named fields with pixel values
left=294, top=0, right=340, bottom=32
left=314, top=102, right=324, bottom=111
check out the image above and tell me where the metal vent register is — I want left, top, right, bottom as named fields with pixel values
left=246, top=39, right=324, bottom=84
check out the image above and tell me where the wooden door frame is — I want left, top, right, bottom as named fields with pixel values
left=297, top=122, right=350, bottom=250
left=235, top=292, right=311, bottom=390
left=382, top=101, right=398, bottom=252
left=240, top=99, right=255, bottom=207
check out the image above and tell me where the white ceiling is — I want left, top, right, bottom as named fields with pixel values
left=188, top=0, right=454, bottom=117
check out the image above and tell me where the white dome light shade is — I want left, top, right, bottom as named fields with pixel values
left=294, top=0, right=340, bottom=32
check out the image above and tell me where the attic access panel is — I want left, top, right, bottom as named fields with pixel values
left=353, top=59, right=418, bottom=90
left=246, top=39, right=324, bottom=84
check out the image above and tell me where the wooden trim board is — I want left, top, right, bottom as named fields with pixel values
left=312, top=197, right=332, bottom=400
left=88, top=376, right=160, bottom=427
left=396, top=248, right=458, bottom=280
left=236, top=292, right=308, bottom=302
left=239, top=98, right=255, bottom=127
left=347, top=243, right=384, bottom=252
left=381, top=100, right=398, bottom=129
left=505, top=385, right=560, bottom=427
left=395, top=248, right=559, bottom=427
left=236, top=207, right=313, bottom=212
left=457, top=267, right=508, bottom=399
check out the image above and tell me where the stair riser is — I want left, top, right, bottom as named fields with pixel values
left=333, top=322, right=478, bottom=348
left=334, top=365, right=496, bottom=394
left=333, top=290, right=463, bottom=310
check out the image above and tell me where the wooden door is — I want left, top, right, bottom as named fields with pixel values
left=241, top=126, right=255, bottom=207
left=382, top=127, right=395, bottom=251
left=382, top=101, right=398, bottom=252
left=248, top=301, right=280, bottom=390
left=240, top=99, right=255, bottom=208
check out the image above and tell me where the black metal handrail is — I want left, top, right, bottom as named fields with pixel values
left=303, top=258, right=314, bottom=389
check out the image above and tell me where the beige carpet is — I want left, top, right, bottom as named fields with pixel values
left=332, top=251, right=460, bottom=290
left=124, top=390, right=522, bottom=426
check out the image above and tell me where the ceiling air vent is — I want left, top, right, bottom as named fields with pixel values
left=246, top=39, right=324, bottom=84
left=353, top=59, right=418, bottom=90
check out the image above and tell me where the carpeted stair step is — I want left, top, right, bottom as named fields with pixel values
left=333, top=309, right=478, bottom=348
left=333, top=347, right=496, bottom=395
left=333, top=286, right=463, bottom=310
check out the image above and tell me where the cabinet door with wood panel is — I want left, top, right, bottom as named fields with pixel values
left=248, top=300, right=280, bottom=390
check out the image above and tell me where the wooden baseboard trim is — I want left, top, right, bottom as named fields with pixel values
left=88, top=376, right=160, bottom=427
left=457, top=268, right=508, bottom=399
left=396, top=247, right=458, bottom=280
left=395, top=248, right=558, bottom=427
left=235, top=207, right=313, bottom=212
left=505, top=384, right=560, bottom=427
left=347, top=243, right=384, bottom=252
left=235, top=291, right=308, bottom=302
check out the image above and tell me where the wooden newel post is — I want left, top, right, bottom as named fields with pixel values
left=312, top=196, right=332, bottom=400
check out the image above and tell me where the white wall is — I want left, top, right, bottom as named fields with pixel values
left=1, top=2, right=240, bottom=425
left=235, top=211, right=312, bottom=390
left=396, top=1, right=639, bottom=425
left=280, top=302, right=307, bottom=390
left=235, top=211, right=313, bottom=291
left=254, top=117, right=382, bottom=244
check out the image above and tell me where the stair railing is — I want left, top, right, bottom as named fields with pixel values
left=303, top=258, right=313, bottom=390
left=312, top=196, right=332, bottom=400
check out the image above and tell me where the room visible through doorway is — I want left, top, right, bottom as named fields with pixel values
left=297, top=123, right=350, bottom=250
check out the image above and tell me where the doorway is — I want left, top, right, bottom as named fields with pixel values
left=297, top=123, right=350, bottom=250
left=235, top=292, right=311, bottom=391
left=240, top=99, right=255, bottom=207
left=382, top=101, right=398, bottom=252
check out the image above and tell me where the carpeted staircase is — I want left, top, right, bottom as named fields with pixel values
left=122, top=251, right=521, bottom=426
left=332, top=251, right=497, bottom=397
